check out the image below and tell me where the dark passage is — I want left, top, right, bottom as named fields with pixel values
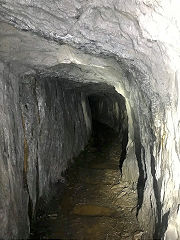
left=30, top=121, right=141, bottom=240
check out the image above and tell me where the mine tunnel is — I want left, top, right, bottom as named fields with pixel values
left=19, top=73, right=136, bottom=239
left=0, top=46, right=170, bottom=240
left=1, top=1, right=180, bottom=239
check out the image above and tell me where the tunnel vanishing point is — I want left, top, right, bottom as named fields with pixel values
left=0, top=1, right=180, bottom=239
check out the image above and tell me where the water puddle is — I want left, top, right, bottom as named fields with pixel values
left=30, top=121, right=142, bottom=239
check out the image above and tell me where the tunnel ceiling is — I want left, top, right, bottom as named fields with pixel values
left=1, top=0, right=179, bottom=105
left=1, top=1, right=180, bottom=239
left=1, top=3, right=179, bottom=109
left=0, top=20, right=174, bottom=117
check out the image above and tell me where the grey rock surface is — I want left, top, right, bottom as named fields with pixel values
left=0, top=0, right=180, bottom=239
left=0, top=62, right=29, bottom=239
left=19, top=74, right=92, bottom=209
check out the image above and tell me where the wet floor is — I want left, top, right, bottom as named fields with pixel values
left=30, top=121, right=142, bottom=240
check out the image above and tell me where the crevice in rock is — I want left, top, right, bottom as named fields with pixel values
left=150, top=145, right=162, bottom=240
left=119, top=125, right=128, bottom=175
left=160, top=210, right=170, bottom=239
left=35, top=153, right=39, bottom=217
left=132, top=113, right=147, bottom=216
left=21, top=113, right=29, bottom=190
left=28, top=196, right=33, bottom=230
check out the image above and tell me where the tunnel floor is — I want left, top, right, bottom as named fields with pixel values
left=30, top=122, right=142, bottom=240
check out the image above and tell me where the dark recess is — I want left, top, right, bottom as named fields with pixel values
left=119, top=125, right=128, bottom=175
left=150, top=145, right=164, bottom=240
left=28, top=81, right=128, bottom=238
left=131, top=110, right=147, bottom=216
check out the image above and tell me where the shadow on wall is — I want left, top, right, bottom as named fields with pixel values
left=88, top=92, right=128, bottom=176
left=119, top=126, right=128, bottom=175
left=130, top=110, right=147, bottom=217
left=88, top=92, right=127, bottom=134
left=132, top=110, right=169, bottom=239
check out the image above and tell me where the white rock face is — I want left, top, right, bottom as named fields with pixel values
left=0, top=0, right=180, bottom=239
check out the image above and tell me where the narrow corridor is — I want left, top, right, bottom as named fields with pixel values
left=31, top=122, right=142, bottom=240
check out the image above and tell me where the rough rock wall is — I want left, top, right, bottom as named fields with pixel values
left=0, top=62, right=29, bottom=239
left=0, top=62, right=92, bottom=238
left=1, top=0, right=180, bottom=239
left=20, top=75, right=92, bottom=210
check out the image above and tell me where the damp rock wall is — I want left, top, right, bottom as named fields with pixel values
left=20, top=74, right=92, bottom=211
left=0, top=62, right=29, bottom=239
left=0, top=62, right=92, bottom=239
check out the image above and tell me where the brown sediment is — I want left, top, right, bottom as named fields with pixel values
left=21, top=114, right=29, bottom=187
left=30, top=122, right=143, bottom=240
